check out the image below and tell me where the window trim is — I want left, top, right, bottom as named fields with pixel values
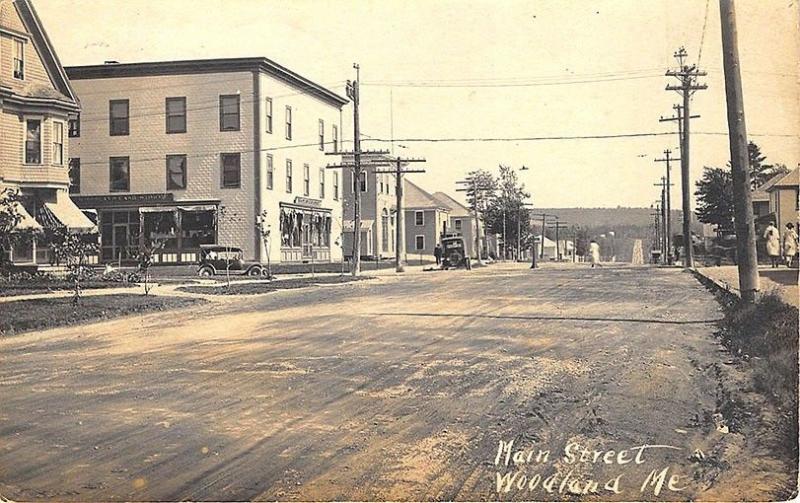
left=415, top=210, right=424, bottom=226
left=454, top=218, right=462, bottom=230
left=415, top=234, right=425, bottom=251
left=286, top=159, right=293, bottom=193
left=109, top=156, right=131, bottom=193
left=109, top=99, right=130, bottom=136
left=68, top=114, right=80, bottom=138
left=52, top=121, right=64, bottom=166
left=68, top=158, right=81, bottom=194
left=265, top=97, right=273, bottom=133
left=219, top=94, right=241, bottom=132
left=319, top=167, right=325, bottom=198
left=332, top=124, right=339, bottom=153
left=166, top=154, right=188, bottom=190
left=318, top=119, right=325, bottom=150
left=266, top=153, right=274, bottom=190
left=165, top=97, right=187, bottom=134
left=220, top=153, right=241, bottom=188
left=285, top=105, right=292, bottom=140
left=333, top=171, right=339, bottom=201
left=303, top=163, right=310, bottom=196
left=12, top=38, right=24, bottom=80
left=23, top=117, right=43, bottom=166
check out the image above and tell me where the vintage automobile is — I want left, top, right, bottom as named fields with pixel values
left=197, top=245, right=266, bottom=277
left=441, top=236, right=472, bottom=270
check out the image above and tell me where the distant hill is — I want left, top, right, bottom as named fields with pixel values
left=530, top=207, right=692, bottom=229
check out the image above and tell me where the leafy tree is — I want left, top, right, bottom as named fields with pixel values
left=484, top=165, right=531, bottom=259
left=50, top=228, right=99, bottom=306
left=695, top=166, right=734, bottom=232
left=0, top=188, right=38, bottom=271
left=748, top=142, right=789, bottom=189
left=461, top=170, right=497, bottom=263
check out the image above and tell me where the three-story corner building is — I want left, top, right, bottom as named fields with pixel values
left=0, top=0, right=94, bottom=265
left=65, top=57, right=348, bottom=265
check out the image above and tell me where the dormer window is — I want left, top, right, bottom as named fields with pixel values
left=13, top=39, right=24, bottom=80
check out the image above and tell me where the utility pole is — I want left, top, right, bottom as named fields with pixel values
left=373, top=156, right=427, bottom=273
left=653, top=177, right=673, bottom=263
left=719, top=0, right=759, bottom=302
left=456, top=173, right=494, bottom=266
left=666, top=47, right=707, bottom=268
left=653, top=149, right=679, bottom=264
left=347, top=65, right=362, bottom=275
left=546, top=221, right=569, bottom=262
left=530, top=212, right=557, bottom=260
left=326, top=148, right=393, bottom=276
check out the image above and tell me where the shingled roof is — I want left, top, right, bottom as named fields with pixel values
left=431, top=192, right=471, bottom=217
left=404, top=179, right=449, bottom=211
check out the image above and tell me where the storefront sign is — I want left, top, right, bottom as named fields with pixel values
left=73, top=193, right=174, bottom=208
left=293, top=196, right=322, bottom=208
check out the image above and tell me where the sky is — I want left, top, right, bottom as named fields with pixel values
left=37, top=0, right=799, bottom=208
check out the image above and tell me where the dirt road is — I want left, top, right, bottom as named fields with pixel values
left=0, top=264, right=795, bottom=501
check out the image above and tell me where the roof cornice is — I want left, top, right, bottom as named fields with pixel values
left=65, top=57, right=349, bottom=108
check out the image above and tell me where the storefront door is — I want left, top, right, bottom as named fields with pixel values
left=113, top=224, right=130, bottom=261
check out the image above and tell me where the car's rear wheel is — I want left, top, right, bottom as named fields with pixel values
left=247, top=266, right=262, bottom=277
left=198, top=267, right=214, bottom=277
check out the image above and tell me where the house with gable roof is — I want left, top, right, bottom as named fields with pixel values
left=1, top=0, right=95, bottom=265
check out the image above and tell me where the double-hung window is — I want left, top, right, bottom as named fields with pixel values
left=265, top=97, right=273, bottom=133
left=167, top=155, right=187, bottom=190
left=415, top=211, right=424, bottom=226
left=266, top=154, right=274, bottom=190
left=13, top=39, right=24, bottom=80
left=109, top=157, right=130, bottom=192
left=286, top=160, right=293, bottom=193
left=52, top=122, right=64, bottom=165
left=285, top=106, right=292, bottom=140
left=333, top=172, right=339, bottom=201
left=303, top=164, right=310, bottom=196
left=219, top=95, right=240, bottom=131
left=332, top=125, right=339, bottom=153
left=319, top=168, right=325, bottom=198
left=318, top=119, right=325, bottom=150
left=25, top=119, right=41, bottom=164
left=109, top=99, right=129, bottom=136
left=166, top=97, right=187, bottom=133
left=221, top=153, right=241, bottom=188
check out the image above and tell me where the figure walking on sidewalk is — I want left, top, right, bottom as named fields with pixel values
left=764, top=221, right=781, bottom=268
left=589, top=239, right=602, bottom=268
left=434, top=243, right=442, bottom=266
left=783, top=223, right=798, bottom=267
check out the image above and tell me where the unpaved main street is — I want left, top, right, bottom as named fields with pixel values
left=0, top=264, right=795, bottom=501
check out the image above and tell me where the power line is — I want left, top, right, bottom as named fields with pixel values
left=362, top=74, right=663, bottom=88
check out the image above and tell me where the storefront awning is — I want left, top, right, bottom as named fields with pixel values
left=178, top=204, right=217, bottom=212
left=343, top=219, right=374, bottom=231
left=12, top=202, right=43, bottom=231
left=39, top=192, right=97, bottom=233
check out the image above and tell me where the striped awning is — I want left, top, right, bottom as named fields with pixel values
left=12, top=202, right=43, bottom=231
left=39, top=192, right=97, bottom=233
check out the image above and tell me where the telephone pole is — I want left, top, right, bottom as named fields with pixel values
left=327, top=146, right=393, bottom=276
left=666, top=47, right=707, bottom=268
left=719, top=0, right=759, bottom=302
left=456, top=173, right=494, bottom=266
left=653, top=150, right=678, bottom=263
left=348, top=65, right=362, bottom=275
left=374, top=156, right=427, bottom=273
left=654, top=178, right=669, bottom=263
left=546, top=221, right=570, bottom=262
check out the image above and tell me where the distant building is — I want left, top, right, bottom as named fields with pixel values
left=430, top=191, right=477, bottom=258
left=765, top=169, right=798, bottom=232
left=0, top=0, right=94, bottom=265
left=403, top=179, right=450, bottom=259
left=340, top=158, right=397, bottom=260
left=65, top=57, right=348, bottom=265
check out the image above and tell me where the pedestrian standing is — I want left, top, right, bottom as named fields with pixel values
left=782, top=223, right=798, bottom=267
left=434, top=243, right=442, bottom=266
left=589, top=239, right=601, bottom=268
left=763, top=221, right=781, bottom=268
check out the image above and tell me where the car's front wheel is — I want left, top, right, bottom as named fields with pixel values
left=247, top=266, right=262, bottom=277
left=198, top=267, right=214, bottom=277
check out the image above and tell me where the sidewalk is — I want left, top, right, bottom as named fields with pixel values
left=695, top=265, right=798, bottom=307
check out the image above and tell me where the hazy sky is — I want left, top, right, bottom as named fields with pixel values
left=38, top=0, right=799, bottom=208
